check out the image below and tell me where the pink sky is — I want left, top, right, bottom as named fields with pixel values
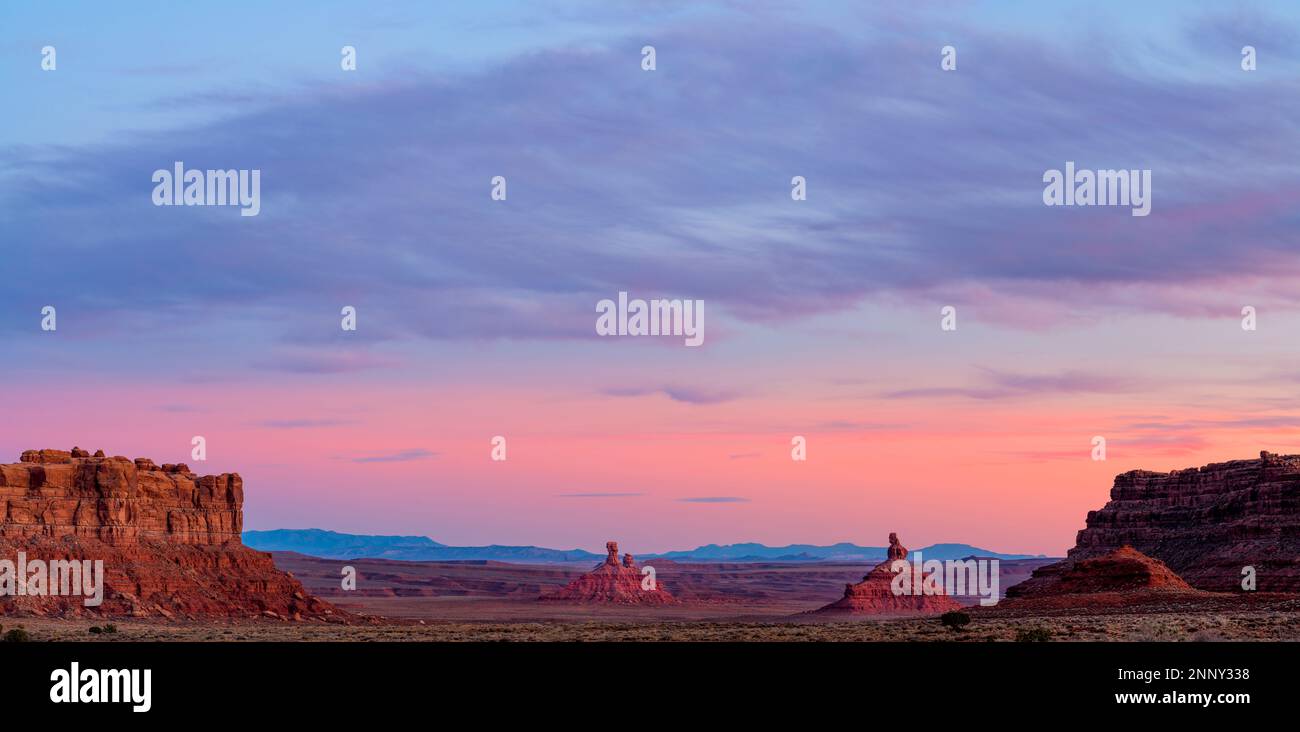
left=7, top=305, right=1300, bottom=557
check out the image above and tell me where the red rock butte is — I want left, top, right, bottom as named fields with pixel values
left=1064, top=451, right=1300, bottom=592
left=538, top=541, right=678, bottom=604
left=0, top=448, right=341, bottom=620
left=813, top=533, right=961, bottom=615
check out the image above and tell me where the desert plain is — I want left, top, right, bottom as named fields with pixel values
left=7, top=553, right=1300, bottom=642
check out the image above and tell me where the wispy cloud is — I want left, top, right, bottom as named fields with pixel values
left=883, top=369, right=1149, bottom=401
left=814, top=420, right=908, bottom=432
left=603, top=385, right=741, bottom=405
left=349, top=449, right=438, bottom=463
left=256, top=418, right=357, bottom=430
left=156, top=404, right=207, bottom=413
left=251, top=350, right=400, bottom=375
left=556, top=492, right=645, bottom=498
left=1122, top=415, right=1300, bottom=432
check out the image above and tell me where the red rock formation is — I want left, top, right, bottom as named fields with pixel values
left=813, top=533, right=961, bottom=615
left=1006, top=546, right=1195, bottom=598
left=983, top=546, right=1241, bottom=615
left=1045, top=451, right=1300, bottom=592
left=3, top=447, right=240, bottom=545
left=886, top=532, right=906, bottom=562
left=538, top=540, right=678, bottom=604
left=1, top=448, right=342, bottom=620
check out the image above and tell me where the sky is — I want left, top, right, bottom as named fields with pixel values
left=2, top=1, right=1300, bottom=556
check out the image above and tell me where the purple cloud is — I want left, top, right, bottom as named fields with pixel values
left=883, top=368, right=1148, bottom=401
left=4, top=4, right=1300, bottom=376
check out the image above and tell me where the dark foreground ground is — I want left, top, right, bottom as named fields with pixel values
left=8, top=609, right=1300, bottom=641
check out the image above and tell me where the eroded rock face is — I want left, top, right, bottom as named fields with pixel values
left=0, top=449, right=341, bottom=620
left=813, top=533, right=960, bottom=615
left=1, top=447, right=240, bottom=545
left=538, top=540, right=678, bottom=604
left=1061, top=451, right=1300, bottom=592
left=886, top=532, right=907, bottom=562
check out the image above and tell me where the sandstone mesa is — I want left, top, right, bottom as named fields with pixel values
left=1023, top=450, right=1300, bottom=594
left=0, top=448, right=341, bottom=620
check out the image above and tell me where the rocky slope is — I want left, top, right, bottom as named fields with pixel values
left=1059, top=451, right=1300, bottom=592
left=0, top=448, right=342, bottom=620
left=983, top=546, right=1300, bottom=617
left=1003, top=545, right=1197, bottom=601
left=538, top=541, right=678, bottom=604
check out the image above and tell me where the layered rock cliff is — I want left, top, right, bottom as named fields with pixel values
left=1, top=448, right=241, bottom=545
left=0, top=448, right=342, bottom=620
left=1035, top=451, right=1300, bottom=592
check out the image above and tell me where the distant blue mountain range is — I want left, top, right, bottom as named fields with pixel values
left=243, top=528, right=1046, bottom=564
left=242, top=528, right=601, bottom=563
left=646, top=541, right=1044, bottom=562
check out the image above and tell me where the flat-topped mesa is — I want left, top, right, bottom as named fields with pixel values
left=1, top=447, right=241, bottom=546
left=1, top=448, right=342, bottom=621
left=1064, top=450, right=1300, bottom=592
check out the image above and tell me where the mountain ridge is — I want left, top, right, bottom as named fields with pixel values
left=244, top=528, right=1047, bottom=564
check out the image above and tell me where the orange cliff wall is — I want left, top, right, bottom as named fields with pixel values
left=0, top=448, right=241, bottom=546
